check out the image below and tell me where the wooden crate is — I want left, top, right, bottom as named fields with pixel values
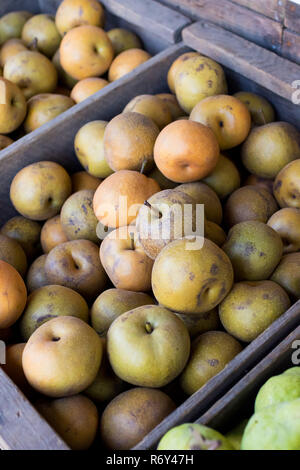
left=157, top=0, right=300, bottom=64
left=0, top=19, right=300, bottom=450
left=197, top=325, right=300, bottom=433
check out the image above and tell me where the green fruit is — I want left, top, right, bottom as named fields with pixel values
left=222, top=221, right=283, bottom=281
left=283, top=367, right=300, bottom=377
left=255, top=368, right=300, bottom=411
left=157, top=423, right=234, bottom=450
left=219, top=280, right=290, bottom=343
left=241, top=399, right=300, bottom=450
left=20, top=284, right=89, bottom=340
left=225, top=420, right=248, bottom=450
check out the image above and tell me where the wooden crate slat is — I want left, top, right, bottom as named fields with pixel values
left=133, top=301, right=300, bottom=449
left=282, top=28, right=300, bottom=65
left=198, top=326, right=300, bottom=431
left=156, top=0, right=283, bottom=52
left=182, top=21, right=300, bottom=102
left=285, top=0, right=300, bottom=32
left=101, top=0, right=190, bottom=43
left=0, top=370, right=69, bottom=450
left=230, top=0, right=286, bottom=22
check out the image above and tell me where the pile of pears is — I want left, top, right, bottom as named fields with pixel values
left=158, top=366, right=300, bottom=450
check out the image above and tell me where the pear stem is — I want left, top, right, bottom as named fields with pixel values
left=258, top=108, right=266, bottom=125
left=145, top=322, right=153, bottom=334
left=129, top=232, right=135, bottom=250
left=140, top=159, right=147, bottom=174
left=144, top=200, right=162, bottom=218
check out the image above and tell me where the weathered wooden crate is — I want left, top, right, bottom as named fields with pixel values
left=158, top=0, right=300, bottom=65
left=0, top=15, right=299, bottom=450
left=197, top=325, right=300, bottom=434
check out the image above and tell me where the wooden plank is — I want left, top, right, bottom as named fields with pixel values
left=0, top=0, right=40, bottom=14
left=101, top=0, right=190, bottom=43
left=156, top=0, right=283, bottom=52
left=198, top=326, right=300, bottom=432
left=282, top=28, right=300, bottom=64
left=0, top=369, right=69, bottom=450
left=134, top=301, right=300, bottom=449
left=230, top=0, right=286, bottom=22
left=182, top=21, right=300, bottom=102
left=285, top=0, right=300, bottom=32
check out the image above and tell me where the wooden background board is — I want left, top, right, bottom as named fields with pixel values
left=198, top=326, right=300, bottom=432
left=133, top=301, right=300, bottom=449
left=0, top=369, right=69, bottom=450
left=158, top=0, right=300, bottom=64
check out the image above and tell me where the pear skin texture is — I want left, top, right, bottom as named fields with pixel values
left=100, top=387, right=176, bottom=450
left=108, top=48, right=151, bottom=82
left=0, top=78, right=27, bottom=134
left=107, top=305, right=191, bottom=388
left=156, top=93, right=185, bottom=120
left=71, top=171, right=101, bottom=193
left=104, top=112, right=159, bottom=172
left=241, top=399, right=300, bottom=450
left=100, top=226, right=154, bottom=292
left=180, top=331, right=242, bottom=396
left=20, top=284, right=89, bottom=341
left=267, top=208, right=300, bottom=253
left=154, top=120, right=220, bottom=183
left=234, top=91, right=275, bottom=126
left=273, top=159, right=300, bottom=209
left=24, top=93, right=74, bottom=133
left=245, top=174, right=274, bottom=194
left=55, top=0, right=105, bottom=36
left=136, top=189, right=198, bottom=260
left=190, top=95, right=251, bottom=150
left=40, top=215, right=68, bottom=254
left=174, top=55, right=228, bottom=114
left=4, top=50, right=58, bottom=99
left=167, top=52, right=200, bottom=93
left=45, top=239, right=107, bottom=300
left=0, top=234, right=27, bottom=277
left=85, top=338, right=124, bottom=403
left=0, top=11, right=32, bottom=45
left=0, top=134, right=13, bottom=149
left=225, top=185, right=278, bottom=228
left=23, top=316, right=103, bottom=397
left=123, top=95, right=172, bottom=130
left=0, top=260, right=27, bottom=328
left=22, top=14, right=61, bottom=58
left=107, top=28, right=142, bottom=56
left=222, top=221, right=283, bottom=281
left=0, top=38, right=27, bottom=67
left=203, top=154, right=240, bottom=199
left=255, top=369, right=300, bottom=412
left=2, top=343, right=33, bottom=397
left=52, top=49, right=77, bottom=89
left=59, top=25, right=114, bottom=80
left=204, top=220, right=226, bottom=247
left=91, top=288, right=155, bottom=336
left=93, top=170, right=160, bottom=228
left=60, top=189, right=98, bottom=243
left=26, top=254, right=48, bottom=293
left=152, top=238, right=233, bottom=314
left=219, top=281, right=290, bottom=342
left=148, top=166, right=178, bottom=190
left=176, top=309, right=220, bottom=338
left=157, top=423, right=234, bottom=450
left=74, top=120, right=113, bottom=178
left=175, top=182, right=222, bottom=224
left=10, top=161, right=72, bottom=221
left=36, top=395, right=98, bottom=450
left=70, top=77, right=108, bottom=103
left=271, top=252, right=300, bottom=299
left=1, top=216, right=41, bottom=260
left=242, top=122, right=300, bottom=179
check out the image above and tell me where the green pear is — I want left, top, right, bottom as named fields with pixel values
left=157, top=423, right=234, bottom=450
left=255, top=367, right=300, bottom=411
left=241, top=399, right=300, bottom=450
